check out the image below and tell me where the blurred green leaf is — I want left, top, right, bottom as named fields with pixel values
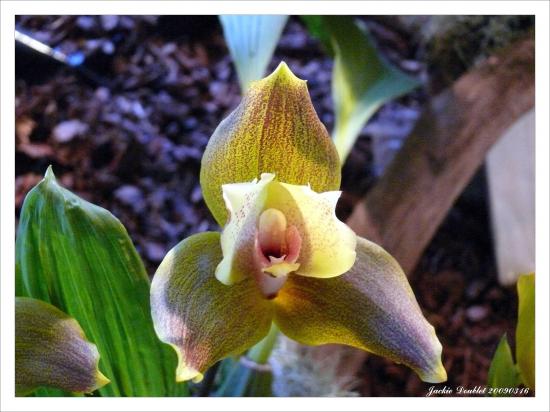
left=31, top=387, right=76, bottom=397
left=16, top=167, right=188, bottom=396
left=16, top=297, right=109, bottom=396
left=300, top=16, right=334, bottom=55
left=322, top=16, right=420, bottom=162
left=487, top=334, right=521, bottom=395
left=220, top=15, right=288, bottom=91
left=516, top=273, right=535, bottom=389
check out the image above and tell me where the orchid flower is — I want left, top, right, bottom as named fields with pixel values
left=151, top=63, right=447, bottom=385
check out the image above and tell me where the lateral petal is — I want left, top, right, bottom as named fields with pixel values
left=265, top=181, right=356, bottom=278
left=216, top=173, right=274, bottom=285
left=151, top=232, right=273, bottom=382
left=273, top=236, right=447, bottom=383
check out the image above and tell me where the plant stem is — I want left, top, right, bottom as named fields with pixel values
left=247, top=323, right=279, bottom=364
left=197, top=360, right=221, bottom=397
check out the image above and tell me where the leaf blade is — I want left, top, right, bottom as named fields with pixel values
left=516, top=273, right=535, bottom=389
left=220, top=15, right=288, bottom=91
left=323, top=16, right=420, bottom=162
left=16, top=167, right=187, bottom=396
left=215, top=357, right=273, bottom=397
left=487, top=334, right=521, bottom=395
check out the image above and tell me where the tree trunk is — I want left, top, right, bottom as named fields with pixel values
left=311, top=34, right=535, bottom=384
left=347, top=34, right=535, bottom=275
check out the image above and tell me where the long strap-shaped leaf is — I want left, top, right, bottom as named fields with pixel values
left=220, top=15, right=288, bottom=92
left=322, top=16, right=419, bottom=162
left=516, top=273, right=535, bottom=389
left=16, top=167, right=187, bottom=396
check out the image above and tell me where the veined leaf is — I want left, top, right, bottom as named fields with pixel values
left=15, top=297, right=109, bottom=396
left=322, top=16, right=420, bottom=162
left=220, top=15, right=288, bottom=91
left=487, top=334, right=521, bottom=395
left=16, top=167, right=188, bottom=396
left=516, top=273, right=535, bottom=389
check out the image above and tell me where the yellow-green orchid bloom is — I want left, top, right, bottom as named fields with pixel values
left=151, top=62, right=447, bottom=385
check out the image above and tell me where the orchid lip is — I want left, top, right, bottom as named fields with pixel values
left=253, top=208, right=302, bottom=297
left=255, top=208, right=302, bottom=275
left=215, top=173, right=357, bottom=286
left=253, top=271, right=288, bottom=300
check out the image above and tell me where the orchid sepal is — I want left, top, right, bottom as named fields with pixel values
left=200, top=62, right=341, bottom=226
left=15, top=297, right=110, bottom=396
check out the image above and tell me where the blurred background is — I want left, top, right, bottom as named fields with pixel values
left=14, top=15, right=535, bottom=396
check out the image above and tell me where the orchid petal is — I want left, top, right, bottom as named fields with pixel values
left=201, top=62, right=341, bottom=226
left=216, top=174, right=356, bottom=285
left=151, top=232, right=273, bottom=382
left=273, top=236, right=447, bottom=383
left=265, top=181, right=356, bottom=278
left=216, top=173, right=274, bottom=285
left=15, top=297, right=109, bottom=396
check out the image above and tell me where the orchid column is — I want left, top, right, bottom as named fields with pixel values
left=151, top=62, right=447, bottom=385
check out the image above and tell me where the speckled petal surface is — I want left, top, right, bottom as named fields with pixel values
left=151, top=232, right=273, bottom=382
left=200, top=62, right=341, bottom=226
left=273, top=236, right=447, bottom=383
left=15, top=297, right=109, bottom=396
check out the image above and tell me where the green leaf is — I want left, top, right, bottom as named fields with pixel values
left=30, top=387, right=78, bottom=397
left=15, top=297, right=109, bottom=396
left=516, top=273, right=535, bottom=389
left=322, top=16, right=420, bottom=162
left=487, top=334, right=521, bottom=395
left=16, top=167, right=188, bottom=396
left=220, top=15, right=288, bottom=92
left=200, top=62, right=341, bottom=226
left=300, top=16, right=334, bottom=56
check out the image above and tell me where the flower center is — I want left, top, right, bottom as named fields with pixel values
left=254, top=208, right=302, bottom=298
